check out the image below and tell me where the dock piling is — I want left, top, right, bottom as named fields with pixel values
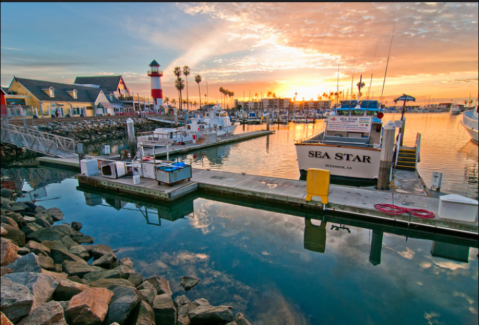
left=378, top=121, right=396, bottom=190
left=127, top=118, right=136, bottom=158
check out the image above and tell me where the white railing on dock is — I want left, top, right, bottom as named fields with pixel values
left=1, top=119, right=77, bottom=158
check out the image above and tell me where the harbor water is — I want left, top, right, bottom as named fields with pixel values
left=1, top=112, right=478, bottom=324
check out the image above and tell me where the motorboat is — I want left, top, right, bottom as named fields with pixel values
left=450, top=106, right=461, bottom=115
left=295, top=100, right=386, bottom=180
left=461, top=108, right=478, bottom=144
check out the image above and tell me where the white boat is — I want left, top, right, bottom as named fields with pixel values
left=461, top=108, right=478, bottom=144
left=295, top=100, right=384, bottom=180
left=450, top=106, right=461, bottom=115
left=197, top=104, right=238, bottom=134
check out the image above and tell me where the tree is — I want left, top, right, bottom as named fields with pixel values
left=183, top=66, right=190, bottom=111
left=173, top=67, right=182, bottom=107
left=272, top=93, right=276, bottom=98
left=171, top=98, right=176, bottom=106
left=164, top=97, right=169, bottom=105
left=195, top=74, right=202, bottom=109
left=175, top=78, right=185, bottom=110
left=267, top=91, right=272, bottom=97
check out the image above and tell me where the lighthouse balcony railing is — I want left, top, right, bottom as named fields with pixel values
left=147, top=70, right=163, bottom=76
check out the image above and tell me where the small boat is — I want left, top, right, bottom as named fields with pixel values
left=461, top=108, right=478, bottom=144
left=450, top=106, right=461, bottom=115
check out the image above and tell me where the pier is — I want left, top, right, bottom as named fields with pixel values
left=35, top=153, right=478, bottom=236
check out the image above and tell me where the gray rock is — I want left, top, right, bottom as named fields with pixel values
left=35, top=205, right=47, bottom=213
left=58, top=301, right=69, bottom=313
left=35, top=212, right=54, bottom=225
left=0, top=277, right=34, bottom=323
left=115, top=257, right=133, bottom=268
left=82, top=270, right=107, bottom=284
left=69, top=245, right=89, bottom=260
left=62, top=236, right=79, bottom=249
left=132, top=300, right=156, bottom=325
left=136, top=281, right=155, bottom=305
left=2, top=224, right=25, bottom=247
left=140, top=275, right=172, bottom=295
left=27, top=229, right=63, bottom=243
left=1, top=216, right=18, bottom=229
left=35, top=217, right=52, bottom=228
left=23, top=216, right=37, bottom=222
left=71, top=222, right=82, bottom=231
left=92, top=251, right=117, bottom=269
left=17, top=247, right=30, bottom=255
left=152, top=293, right=176, bottom=325
left=175, top=295, right=192, bottom=325
left=71, top=235, right=94, bottom=244
left=8, top=214, right=27, bottom=229
left=7, top=253, right=42, bottom=273
left=104, top=285, right=139, bottom=325
left=62, top=261, right=97, bottom=278
left=51, top=225, right=74, bottom=237
left=128, top=273, right=143, bottom=287
left=91, top=244, right=113, bottom=259
left=38, top=255, right=55, bottom=270
left=17, top=300, right=67, bottom=325
left=42, top=240, right=68, bottom=252
left=3, top=272, right=59, bottom=310
left=53, top=279, right=90, bottom=301
left=89, top=278, right=134, bottom=288
left=21, top=223, right=43, bottom=236
left=234, top=313, right=252, bottom=325
left=181, top=276, right=201, bottom=291
left=47, top=208, right=64, bottom=221
left=1, top=188, right=14, bottom=198
left=189, top=304, right=234, bottom=324
left=50, top=245, right=88, bottom=265
left=27, top=241, right=51, bottom=255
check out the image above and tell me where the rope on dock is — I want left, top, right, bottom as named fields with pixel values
left=374, top=204, right=435, bottom=219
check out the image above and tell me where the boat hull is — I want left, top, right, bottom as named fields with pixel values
left=295, top=143, right=382, bottom=180
left=461, top=110, right=478, bottom=144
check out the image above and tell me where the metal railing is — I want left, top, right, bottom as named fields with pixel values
left=1, top=119, right=77, bottom=158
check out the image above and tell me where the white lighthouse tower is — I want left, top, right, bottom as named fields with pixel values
left=147, top=60, right=163, bottom=112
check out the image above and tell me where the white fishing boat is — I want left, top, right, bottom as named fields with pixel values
left=295, top=100, right=384, bottom=180
left=461, top=108, right=478, bottom=144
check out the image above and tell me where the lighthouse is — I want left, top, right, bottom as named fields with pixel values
left=147, top=60, right=163, bottom=112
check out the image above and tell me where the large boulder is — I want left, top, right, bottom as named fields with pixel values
left=17, top=300, right=67, bottom=325
left=53, top=279, right=90, bottom=301
left=21, top=223, right=43, bottom=236
left=152, top=293, right=176, bottom=325
left=116, top=257, right=133, bottom=268
left=234, top=313, right=252, bottom=325
left=62, top=261, right=97, bottom=278
left=38, top=255, right=55, bottom=270
left=50, top=245, right=88, bottom=265
left=47, top=208, right=64, bottom=221
left=2, top=224, right=25, bottom=247
left=8, top=213, right=27, bottom=229
left=91, top=244, right=113, bottom=259
left=132, top=300, right=156, bottom=325
left=41, top=269, right=69, bottom=281
left=3, top=272, right=59, bottom=310
left=136, top=281, right=155, bottom=305
left=1, top=216, right=18, bottom=229
left=27, top=229, right=63, bottom=243
left=1, top=238, right=18, bottom=266
left=188, top=303, right=234, bottom=324
left=35, top=217, right=52, bottom=228
left=175, top=295, right=192, bottom=325
left=7, top=253, right=42, bottom=273
left=1, top=266, right=13, bottom=276
left=89, top=278, right=134, bottom=288
left=27, top=241, right=51, bottom=256
left=181, top=276, right=200, bottom=291
left=62, top=236, right=79, bottom=249
left=51, top=225, right=74, bottom=237
left=91, top=251, right=117, bottom=268
left=0, top=277, right=34, bottom=323
left=18, top=247, right=31, bottom=255
left=139, top=276, right=172, bottom=295
left=71, top=222, right=82, bottom=231
left=72, top=235, right=94, bottom=244
left=65, top=287, right=114, bottom=325
left=128, top=273, right=143, bottom=287
left=104, top=285, right=139, bottom=325
left=69, top=246, right=89, bottom=260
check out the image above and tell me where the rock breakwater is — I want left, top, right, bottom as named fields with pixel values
left=0, top=188, right=253, bottom=325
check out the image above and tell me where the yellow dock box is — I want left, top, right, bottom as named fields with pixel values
left=305, top=168, right=330, bottom=204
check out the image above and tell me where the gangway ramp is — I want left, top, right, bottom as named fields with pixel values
left=1, top=121, right=77, bottom=158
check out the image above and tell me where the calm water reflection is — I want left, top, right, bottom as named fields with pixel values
left=5, top=166, right=477, bottom=325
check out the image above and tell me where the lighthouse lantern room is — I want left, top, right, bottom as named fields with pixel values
left=147, top=60, right=163, bottom=112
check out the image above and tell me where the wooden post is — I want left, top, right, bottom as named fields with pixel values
left=377, top=120, right=396, bottom=190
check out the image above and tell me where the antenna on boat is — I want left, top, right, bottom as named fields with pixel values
left=366, top=39, right=379, bottom=115
left=379, top=20, right=396, bottom=110
left=349, top=44, right=357, bottom=116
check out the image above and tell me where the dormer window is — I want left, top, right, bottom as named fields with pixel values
left=67, top=89, right=78, bottom=99
left=42, top=86, right=55, bottom=98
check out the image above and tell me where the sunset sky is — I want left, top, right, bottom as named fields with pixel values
left=1, top=2, right=478, bottom=105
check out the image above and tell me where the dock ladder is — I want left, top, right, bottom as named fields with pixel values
left=395, top=133, right=421, bottom=171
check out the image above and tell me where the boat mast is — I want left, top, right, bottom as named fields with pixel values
left=379, top=21, right=396, bottom=110
left=336, top=61, right=340, bottom=108
left=349, top=44, right=357, bottom=116
left=366, top=39, right=379, bottom=115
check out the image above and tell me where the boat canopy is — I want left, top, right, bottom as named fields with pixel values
left=340, top=100, right=358, bottom=109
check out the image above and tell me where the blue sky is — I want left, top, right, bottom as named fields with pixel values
left=2, top=3, right=478, bottom=103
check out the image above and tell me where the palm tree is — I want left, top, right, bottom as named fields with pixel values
left=173, top=67, right=182, bottom=107
left=175, top=77, right=185, bottom=110
left=171, top=98, right=176, bottom=107
left=195, top=74, right=202, bottom=109
left=164, top=97, right=169, bottom=105
left=183, top=66, right=190, bottom=111
left=267, top=91, right=272, bottom=97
